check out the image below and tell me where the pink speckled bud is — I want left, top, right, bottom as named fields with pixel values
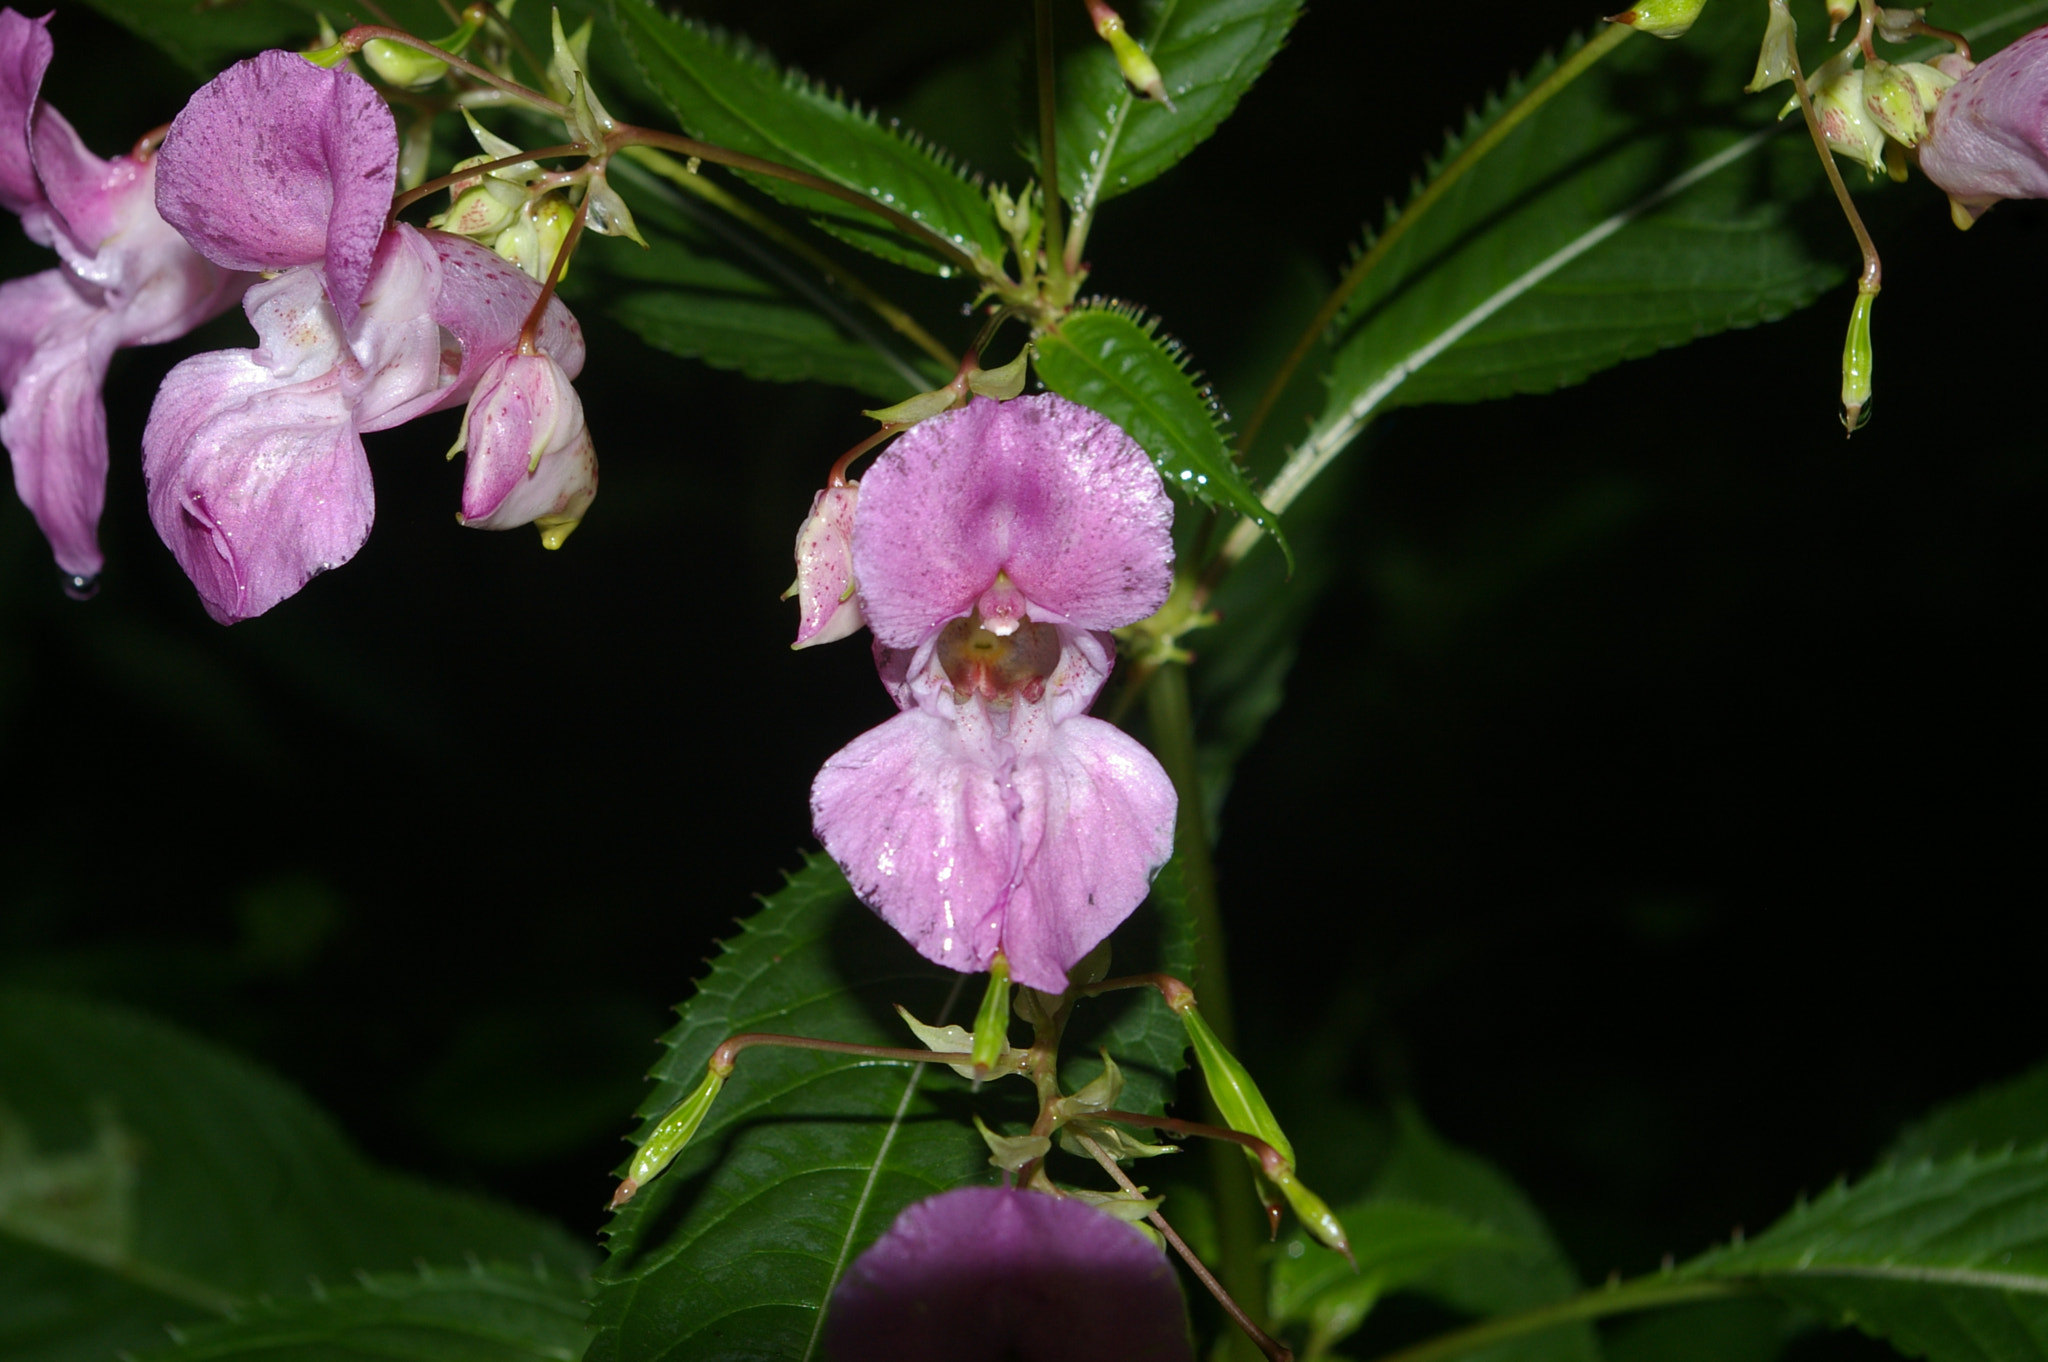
left=787, top=482, right=864, bottom=648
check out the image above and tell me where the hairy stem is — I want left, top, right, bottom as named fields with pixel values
left=1144, top=659, right=1264, bottom=1359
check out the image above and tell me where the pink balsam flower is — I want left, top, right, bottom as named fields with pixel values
left=825, top=1186, right=1192, bottom=1362
left=788, top=481, right=863, bottom=648
left=452, top=350, right=596, bottom=545
left=1920, top=27, right=2048, bottom=224
left=0, top=7, right=243, bottom=591
left=141, top=51, right=585, bottom=622
left=811, top=395, right=1177, bottom=993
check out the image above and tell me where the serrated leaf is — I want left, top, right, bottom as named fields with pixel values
left=610, top=0, right=1004, bottom=277
left=1035, top=304, right=1283, bottom=551
left=610, top=291, right=921, bottom=399
left=0, top=991, right=590, bottom=1362
left=1054, top=0, right=1302, bottom=225
left=589, top=851, right=1196, bottom=1362
left=1682, top=1147, right=2048, bottom=1362
left=1886, top=1062, right=2048, bottom=1167
left=1300, top=0, right=2048, bottom=498
left=1269, top=1200, right=1525, bottom=1355
left=1367, top=1109, right=1601, bottom=1362
left=126, top=1264, right=591, bottom=1362
left=1602, top=1297, right=1797, bottom=1362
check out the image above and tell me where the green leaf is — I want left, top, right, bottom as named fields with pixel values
left=609, top=0, right=1005, bottom=277
left=1602, top=1297, right=1797, bottom=1362
left=1035, top=303, right=1284, bottom=551
left=1054, top=0, right=1303, bottom=226
left=1367, top=1109, right=1601, bottom=1362
left=587, top=855, right=989, bottom=1362
left=1269, top=1200, right=1523, bottom=1358
left=589, top=852, right=1196, bottom=1362
left=0, top=991, right=590, bottom=1362
left=1886, top=1062, right=2048, bottom=1167
left=127, top=1265, right=591, bottom=1362
left=1682, top=1147, right=2048, bottom=1362
left=1297, top=0, right=2048, bottom=503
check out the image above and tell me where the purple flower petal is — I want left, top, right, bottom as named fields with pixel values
left=813, top=707, right=1017, bottom=978
left=156, top=51, right=396, bottom=322
left=1921, top=27, right=2048, bottom=221
left=825, top=1186, right=1192, bottom=1362
left=1000, top=714, right=1179, bottom=991
left=142, top=269, right=372, bottom=623
left=854, top=395, right=1174, bottom=648
left=1, top=267, right=110, bottom=578
left=0, top=7, right=52, bottom=218
left=27, top=99, right=110, bottom=255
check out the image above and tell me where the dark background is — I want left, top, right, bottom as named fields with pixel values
left=3, top=0, right=2042, bottom=1349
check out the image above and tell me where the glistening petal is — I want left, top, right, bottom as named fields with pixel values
left=812, top=708, right=1016, bottom=977
left=999, top=714, right=1177, bottom=993
left=0, top=268, right=111, bottom=578
left=0, top=7, right=51, bottom=217
left=156, top=51, right=395, bottom=322
left=854, top=395, right=1174, bottom=648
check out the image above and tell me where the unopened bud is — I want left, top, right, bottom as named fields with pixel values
left=362, top=37, right=449, bottom=89
left=970, top=955, right=1012, bottom=1078
left=1864, top=60, right=1930, bottom=146
left=1841, top=290, right=1874, bottom=434
left=1605, top=0, right=1707, bottom=39
left=493, top=195, right=577, bottom=282
left=437, top=176, right=524, bottom=239
left=1809, top=57, right=1888, bottom=173
left=785, top=483, right=864, bottom=648
left=613, top=1061, right=727, bottom=1207
left=1826, top=0, right=1854, bottom=39
left=452, top=351, right=598, bottom=543
left=1748, top=0, right=1799, bottom=93
left=1086, top=0, right=1173, bottom=108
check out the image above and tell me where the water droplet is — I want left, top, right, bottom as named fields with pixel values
left=62, top=571, right=99, bottom=601
left=938, top=265, right=954, bottom=278
left=1116, top=175, right=1128, bottom=186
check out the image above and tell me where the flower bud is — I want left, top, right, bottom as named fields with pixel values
left=1605, top=0, right=1707, bottom=40
left=451, top=351, right=599, bottom=545
left=1864, top=59, right=1937, bottom=146
left=1810, top=57, right=1889, bottom=173
left=436, top=175, right=523, bottom=239
left=493, top=195, right=576, bottom=282
left=1086, top=0, right=1174, bottom=108
left=784, top=482, right=864, bottom=648
left=362, top=37, right=448, bottom=89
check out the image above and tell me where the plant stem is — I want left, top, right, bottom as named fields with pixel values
left=1234, top=22, right=1634, bottom=461
left=1363, top=1278, right=1749, bottom=1362
left=1144, top=659, right=1263, bottom=1360
left=1035, top=0, right=1069, bottom=297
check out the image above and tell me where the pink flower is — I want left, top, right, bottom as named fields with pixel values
left=141, top=51, right=584, bottom=622
left=0, top=7, right=243, bottom=591
left=825, top=1186, right=1193, bottom=1362
left=810, top=395, right=1178, bottom=993
left=1920, top=27, right=2048, bottom=224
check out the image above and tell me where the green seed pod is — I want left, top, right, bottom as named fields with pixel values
left=614, top=1063, right=727, bottom=1205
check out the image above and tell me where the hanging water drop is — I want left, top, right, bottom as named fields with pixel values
left=62, top=571, right=100, bottom=601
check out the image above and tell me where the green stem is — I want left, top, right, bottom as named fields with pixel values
left=1144, top=658, right=1263, bottom=1359
left=1364, top=1278, right=1750, bottom=1362
left=1234, top=21, right=1634, bottom=462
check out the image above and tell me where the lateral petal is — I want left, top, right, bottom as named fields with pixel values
left=1001, top=714, right=1177, bottom=993
left=0, top=267, right=111, bottom=578
left=812, top=707, right=1017, bottom=977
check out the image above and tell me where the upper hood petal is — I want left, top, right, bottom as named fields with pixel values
left=853, top=395, right=1174, bottom=649
left=0, top=7, right=51, bottom=218
left=156, top=50, right=395, bottom=323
